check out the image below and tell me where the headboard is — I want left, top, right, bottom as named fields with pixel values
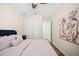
left=0, top=30, right=17, bottom=36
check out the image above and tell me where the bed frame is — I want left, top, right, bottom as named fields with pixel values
left=0, top=30, right=17, bottom=36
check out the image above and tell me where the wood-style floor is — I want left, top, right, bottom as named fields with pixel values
left=51, top=43, right=64, bottom=56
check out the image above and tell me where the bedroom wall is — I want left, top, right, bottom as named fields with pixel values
left=52, top=3, right=79, bottom=56
left=24, top=14, right=43, bottom=39
left=0, top=4, right=24, bottom=34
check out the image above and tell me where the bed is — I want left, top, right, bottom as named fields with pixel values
left=0, top=30, right=57, bottom=56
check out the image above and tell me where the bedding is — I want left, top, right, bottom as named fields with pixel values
left=0, top=36, right=12, bottom=51
left=0, top=35, right=23, bottom=51
left=0, top=39, right=57, bottom=56
left=0, top=42, right=11, bottom=51
left=10, top=38, right=23, bottom=46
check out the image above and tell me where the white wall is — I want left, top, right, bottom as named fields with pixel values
left=24, top=14, right=43, bottom=39
left=52, top=3, right=79, bottom=56
left=0, top=4, right=24, bottom=34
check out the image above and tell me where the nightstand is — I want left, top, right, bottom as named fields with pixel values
left=22, top=35, right=27, bottom=40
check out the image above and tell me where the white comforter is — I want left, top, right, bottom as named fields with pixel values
left=0, top=39, right=57, bottom=56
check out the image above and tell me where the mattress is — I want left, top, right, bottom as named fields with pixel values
left=0, top=39, right=57, bottom=56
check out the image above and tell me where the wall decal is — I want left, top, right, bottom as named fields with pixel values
left=59, top=8, right=79, bottom=45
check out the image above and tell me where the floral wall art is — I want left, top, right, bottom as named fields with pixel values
left=59, top=8, right=79, bottom=45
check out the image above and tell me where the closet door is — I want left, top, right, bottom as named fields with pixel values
left=24, top=15, right=43, bottom=39
left=43, top=20, right=51, bottom=42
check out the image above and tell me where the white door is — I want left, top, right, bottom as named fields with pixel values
left=43, top=20, right=51, bottom=42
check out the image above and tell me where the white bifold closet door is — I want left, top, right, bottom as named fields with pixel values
left=24, top=15, right=43, bottom=39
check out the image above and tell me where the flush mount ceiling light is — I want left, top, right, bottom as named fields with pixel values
left=32, top=3, right=47, bottom=9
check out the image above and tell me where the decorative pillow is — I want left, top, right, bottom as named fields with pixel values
left=7, top=35, right=23, bottom=41
left=8, top=35, right=23, bottom=46
left=10, top=38, right=23, bottom=46
left=16, top=35, right=23, bottom=41
left=7, top=35, right=17, bottom=41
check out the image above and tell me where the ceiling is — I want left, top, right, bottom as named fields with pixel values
left=10, top=3, right=63, bottom=18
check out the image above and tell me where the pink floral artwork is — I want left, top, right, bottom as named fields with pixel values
left=59, top=9, right=79, bottom=45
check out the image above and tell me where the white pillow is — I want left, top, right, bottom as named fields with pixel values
left=0, top=35, right=14, bottom=41
left=0, top=36, right=7, bottom=39
left=0, top=36, right=10, bottom=44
